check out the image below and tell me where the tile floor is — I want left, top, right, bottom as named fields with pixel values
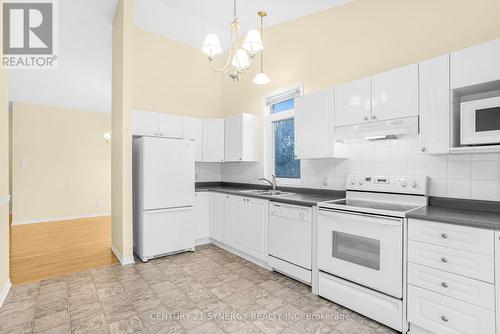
left=0, top=244, right=397, bottom=334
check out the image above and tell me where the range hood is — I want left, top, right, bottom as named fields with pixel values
left=334, top=116, right=419, bottom=143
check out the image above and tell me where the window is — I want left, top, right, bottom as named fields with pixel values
left=265, top=86, right=302, bottom=183
left=274, top=118, right=300, bottom=178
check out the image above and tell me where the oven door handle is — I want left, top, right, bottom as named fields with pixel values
left=318, top=209, right=403, bottom=226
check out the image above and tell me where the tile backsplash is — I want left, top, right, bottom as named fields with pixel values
left=196, top=134, right=500, bottom=201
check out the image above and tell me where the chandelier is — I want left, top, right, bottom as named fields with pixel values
left=201, top=0, right=270, bottom=84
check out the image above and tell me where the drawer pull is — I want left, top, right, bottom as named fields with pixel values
left=441, top=233, right=448, bottom=239
left=441, top=257, right=448, bottom=263
left=441, top=282, right=449, bottom=288
left=441, top=315, right=449, bottom=322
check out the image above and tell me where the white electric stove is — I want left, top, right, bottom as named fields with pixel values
left=317, top=175, right=428, bottom=333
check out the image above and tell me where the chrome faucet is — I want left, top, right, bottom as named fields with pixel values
left=259, top=175, right=277, bottom=190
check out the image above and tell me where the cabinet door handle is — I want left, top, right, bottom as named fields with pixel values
left=441, top=282, right=449, bottom=288
left=364, top=116, right=369, bottom=121
left=441, top=257, right=448, bottom=263
left=420, top=147, right=426, bottom=152
left=441, top=316, right=448, bottom=322
left=441, top=233, right=448, bottom=239
left=372, top=115, right=377, bottom=120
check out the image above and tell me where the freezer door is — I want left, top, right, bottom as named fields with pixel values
left=140, top=207, right=195, bottom=259
left=142, top=137, right=195, bottom=210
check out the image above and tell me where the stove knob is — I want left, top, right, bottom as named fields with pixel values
left=411, top=181, right=419, bottom=188
left=400, top=180, right=408, bottom=188
left=359, top=179, right=364, bottom=185
left=350, top=179, right=357, bottom=186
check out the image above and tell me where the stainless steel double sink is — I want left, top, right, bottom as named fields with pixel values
left=238, top=189, right=295, bottom=197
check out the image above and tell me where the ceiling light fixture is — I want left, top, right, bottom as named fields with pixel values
left=253, top=11, right=270, bottom=85
left=201, top=0, right=266, bottom=83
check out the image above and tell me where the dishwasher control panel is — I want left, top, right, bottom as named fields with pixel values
left=269, top=203, right=312, bottom=222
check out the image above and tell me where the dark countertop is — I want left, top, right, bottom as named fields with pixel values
left=407, top=197, right=500, bottom=230
left=195, top=182, right=345, bottom=207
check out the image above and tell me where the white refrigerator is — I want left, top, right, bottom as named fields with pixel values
left=133, top=136, right=195, bottom=262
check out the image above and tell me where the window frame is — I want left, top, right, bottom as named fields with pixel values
left=263, top=84, right=304, bottom=186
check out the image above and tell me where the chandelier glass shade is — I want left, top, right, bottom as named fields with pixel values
left=201, top=0, right=268, bottom=83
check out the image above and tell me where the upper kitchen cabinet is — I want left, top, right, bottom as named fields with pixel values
left=451, top=39, right=500, bottom=89
left=133, top=110, right=160, bottom=136
left=133, top=110, right=183, bottom=138
left=419, top=55, right=450, bottom=154
left=371, top=63, right=419, bottom=122
left=203, top=118, right=225, bottom=162
left=225, top=113, right=257, bottom=162
left=334, top=77, right=372, bottom=127
left=183, top=117, right=203, bottom=162
left=295, top=89, right=347, bottom=159
left=158, top=113, right=183, bottom=139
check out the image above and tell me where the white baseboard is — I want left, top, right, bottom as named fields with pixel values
left=111, top=244, right=135, bottom=265
left=12, top=213, right=111, bottom=225
left=195, top=237, right=211, bottom=246
left=0, top=279, right=12, bottom=309
left=210, top=239, right=272, bottom=271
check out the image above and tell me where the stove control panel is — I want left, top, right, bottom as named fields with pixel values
left=346, top=175, right=428, bottom=195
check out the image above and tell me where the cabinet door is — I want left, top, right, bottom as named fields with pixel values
left=209, top=192, right=225, bottom=242
left=246, top=197, right=269, bottom=261
left=194, top=192, right=209, bottom=240
left=496, top=231, right=500, bottom=334
left=451, top=38, right=500, bottom=89
left=226, top=195, right=247, bottom=251
left=372, top=63, right=418, bottom=121
left=334, top=77, right=371, bottom=127
left=203, top=119, right=225, bottom=162
left=184, top=117, right=203, bottom=162
left=224, top=114, right=242, bottom=162
left=241, top=114, right=257, bottom=161
left=158, top=113, right=183, bottom=138
left=419, top=55, right=450, bottom=155
left=133, top=110, right=160, bottom=136
left=295, top=89, right=337, bottom=159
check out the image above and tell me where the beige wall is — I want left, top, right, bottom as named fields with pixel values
left=112, top=0, right=134, bottom=262
left=0, top=0, right=10, bottom=295
left=221, top=0, right=500, bottom=117
left=10, top=103, right=111, bottom=223
left=133, top=28, right=222, bottom=118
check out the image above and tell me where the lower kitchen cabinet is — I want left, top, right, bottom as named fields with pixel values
left=226, top=195, right=247, bottom=251
left=496, top=231, right=500, bottom=334
left=209, top=192, right=226, bottom=243
left=194, top=192, right=209, bottom=241
left=246, top=197, right=269, bottom=262
left=209, top=192, right=269, bottom=263
left=407, top=219, right=496, bottom=334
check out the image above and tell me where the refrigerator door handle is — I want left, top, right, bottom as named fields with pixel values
left=145, top=206, right=194, bottom=214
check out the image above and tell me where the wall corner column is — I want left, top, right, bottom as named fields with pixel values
left=111, top=0, right=134, bottom=265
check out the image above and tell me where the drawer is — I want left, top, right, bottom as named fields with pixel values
left=408, top=241, right=494, bottom=283
left=408, top=219, right=494, bottom=255
left=408, top=263, right=495, bottom=310
left=408, top=285, right=495, bottom=334
left=319, top=272, right=402, bottom=331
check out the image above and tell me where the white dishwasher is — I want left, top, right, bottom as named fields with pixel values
left=268, top=202, right=312, bottom=284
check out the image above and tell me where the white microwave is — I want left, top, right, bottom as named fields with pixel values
left=461, top=96, right=500, bottom=146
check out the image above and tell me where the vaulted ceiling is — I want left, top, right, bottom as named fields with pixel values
left=8, top=0, right=350, bottom=113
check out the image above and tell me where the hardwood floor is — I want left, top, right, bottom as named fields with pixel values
left=9, top=216, right=118, bottom=285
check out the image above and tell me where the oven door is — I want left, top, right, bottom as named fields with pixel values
left=461, top=98, right=500, bottom=145
left=318, top=209, right=403, bottom=298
